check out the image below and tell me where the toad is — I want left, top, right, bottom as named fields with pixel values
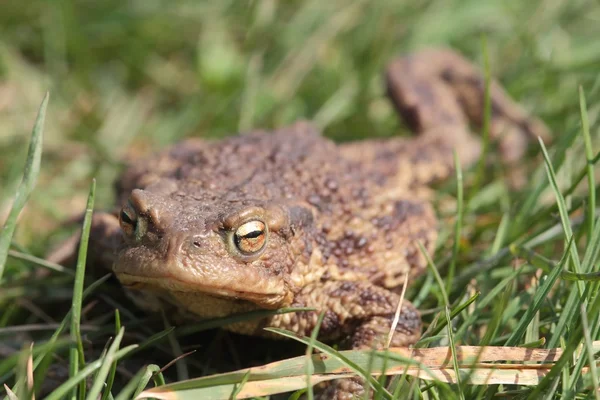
left=52, top=48, right=549, bottom=399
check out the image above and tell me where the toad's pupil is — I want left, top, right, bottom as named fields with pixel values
left=240, top=230, right=262, bottom=239
left=234, top=230, right=263, bottom=248
left=120, top=210, right=135, bottom=226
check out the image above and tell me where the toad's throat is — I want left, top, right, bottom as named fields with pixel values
left=114, top=271, right=290, bottom=309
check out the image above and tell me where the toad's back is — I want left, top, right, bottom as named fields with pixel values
left=117, top=122, right=362, bottom=212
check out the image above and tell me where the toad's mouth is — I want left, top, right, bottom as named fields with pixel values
left=114, top=271, right=290, bottom=309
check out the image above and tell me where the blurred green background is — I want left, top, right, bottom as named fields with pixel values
left=1, top=0, right=599, bottom=250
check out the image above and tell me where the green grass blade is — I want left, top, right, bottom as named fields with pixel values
left=481, top=281, right=512, bottom=346
left=418, top=241, right=448, bottom=305
left=453, top=265, right=526, bottom=342
left=0, top=92, right=49, bottom=280
left=265, top=327, right=393, bottom=400
left=529, top=283, right=600, bottom=397
left=114, top=367, right=148, bottom=400
left=69, top=179, right=96, bottom=400
left=447, top=151, right=463, bottom=295
left=490, top=213, right=509, bottom=255
left=561, top=270, right=600, bottom=281
left=5, top=275, right=111, bottom=394
left=305, top=312, right=325, bottom=400
left=504, top=238, right=573, bottom=346
left=228, top=370, right=251, bottom=400
left=44, top=345, right=138, bottom=400
left=580, top=215, right=600, bottom=274
left=100, top=310, right=121, bottom=400
left=131, top=364, right=168, bottom=398
left=444, top=306, right=465, bottom=400
left=425, top=292, right=479, bottom=339
left=7, top=250, right=74, bottom=276
left=539, top=138, right=583, bottom=282
left=86, top=327, right=125, bottom=400
left=579, top=86, right=595, bottom=241
left=578, top=304, right=599, bottom=398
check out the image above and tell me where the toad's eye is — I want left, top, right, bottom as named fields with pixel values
left=119, top=204, right=138, bottom=238
left=234, top=220, right=267, bottom=255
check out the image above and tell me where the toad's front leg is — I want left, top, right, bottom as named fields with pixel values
left=269, top=280, right=421, bottom=399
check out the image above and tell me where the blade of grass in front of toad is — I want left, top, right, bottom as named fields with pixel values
left=504, top=238, right=573, bottom=346
left=69, top=179, right=96, bottom=400
left=539, top=137, right=587, bottom=350
left=527, top=277, right=600, bottom=399
left=565, top=216, right=600, bottom=394
left=416, top=241, right=463, bottom=398
left=452, top=265, right=526, bottom=343
left=0, top=92, right=48, bottom=280
left=424, top=291, right=479, bottom=339
left=264, top=328, right=393, bottom=400
left=579, top=86, right=595, bottom=241
left=512, top=126, right=578, bottom=243
left=7, top=249, right=74, bottom=276
left=529, top=140, right=600, bottom=398
left=539, top=139, right=584, bottom=278
left=100, top=310, right=121, bottom=400
left=132, top=364, right=166, bottom=398
left=85, top=326, right=125, bottom=400
left=578, top=303, right=599, bottom=398
left=443, top=306, right=465, bottom=400
left=1, top=274, right=112, bottom=394
left=446, top=151, right=463, bottom=296
left=114, top=364, right=164, bottom=400
left=305, top=312, right=325, bottom=400
left=44, top=345, right=138, bottom=400
left=115, top=367, right=148, bottom=400
left=418, top=241, right=448, bottom=306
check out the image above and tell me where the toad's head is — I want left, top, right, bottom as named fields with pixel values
left=112, top=180, right=316, bottom=311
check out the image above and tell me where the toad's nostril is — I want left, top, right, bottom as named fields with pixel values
left=189, top=234, right=209, bottom=250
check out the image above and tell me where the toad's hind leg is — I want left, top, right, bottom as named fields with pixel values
left=341, top=48, right=549, bottom=186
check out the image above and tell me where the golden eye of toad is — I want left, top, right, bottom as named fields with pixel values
left=234, top=220, right=267, bottom=254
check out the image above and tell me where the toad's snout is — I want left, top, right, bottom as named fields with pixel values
left=164, top=232, right=210, bottom=261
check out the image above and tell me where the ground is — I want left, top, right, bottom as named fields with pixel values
left=1, top=1, right=600, bottom=399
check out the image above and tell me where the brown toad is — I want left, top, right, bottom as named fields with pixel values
left=52, top=48, right=549, bottom=398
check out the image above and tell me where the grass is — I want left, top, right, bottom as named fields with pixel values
left=1, top=0, right=600, bottom=398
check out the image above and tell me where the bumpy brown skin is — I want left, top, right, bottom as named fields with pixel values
left=69, top=49, right=548, bottom=399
